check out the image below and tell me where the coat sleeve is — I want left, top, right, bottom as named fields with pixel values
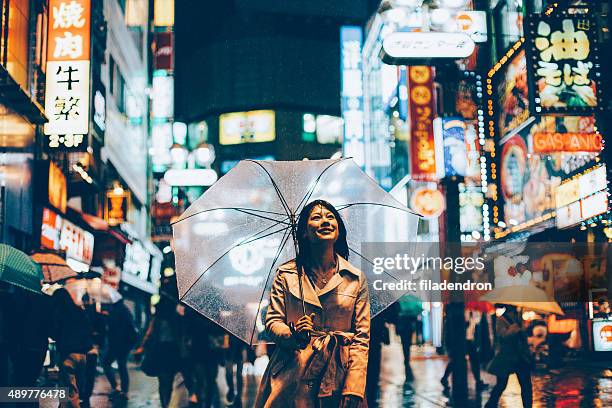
left=342, top=275, right=370, bottom=398
left=265, top=272, right=298, bottom=349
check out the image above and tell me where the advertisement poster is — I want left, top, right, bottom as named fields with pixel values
left=593, top=320, right=612, bottom=352
left=528, top=14, right=601, bottom=114
left=408, top=66, right=437, bottom=181
left=499, top=132, right=561, bottom=226
left=219, top=110, right=276, bottom=145
left=499, top=113, right=603, bottom=228
left=455, top=74, right=481, bottom=121
left=496, top=49, right=530, bottom=139
left=459, top=183, right=484, bottom=234
left=441, top=118, right=468, bottom=177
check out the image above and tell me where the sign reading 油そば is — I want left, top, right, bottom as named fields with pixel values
left=44, top=0, right=91, bottom=150
left=527, top=13, right=602, bottom=115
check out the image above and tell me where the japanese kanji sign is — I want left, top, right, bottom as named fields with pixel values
left=527, top=13, right=602, bottom=114
left=408, top=66, right=438, bottom=181
left=44, top=0, right=91, bottom=149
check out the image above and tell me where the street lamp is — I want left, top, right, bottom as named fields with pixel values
left=194, top=142, right=216, bottom=167
left=170, top=143, right=189, bottom=169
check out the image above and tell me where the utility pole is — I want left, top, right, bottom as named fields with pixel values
left=437, top=63, right=468, bottom=405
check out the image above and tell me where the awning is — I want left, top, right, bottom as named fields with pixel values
left=66, top=207, right=132, bottom=245
left=0, top=65, right=47, bottom=124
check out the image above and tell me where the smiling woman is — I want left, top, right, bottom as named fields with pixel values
left=254, top=200, right=370, bottom=408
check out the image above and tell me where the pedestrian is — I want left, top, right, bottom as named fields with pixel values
left=396, top=295, right=422, bottom=381
left=254, top=200, right=370, bottom=408
left=441, top=309, right=488, bottom=391
left=182, top=309, right=224, bottom=408
left=50, top=287, right=93, bottom=408
left=102, top=299, right=137, bottom=402
left=224, top=334, right=245, bottom=406
left=366, top=305, right=393, bottom=406
left=82, top=296, right=106, bottom=407
left=485, top=305, right=533, bottom=408
left=135, top=289, right=181, bottom=408
left=4, top=287, right=51, bottom=408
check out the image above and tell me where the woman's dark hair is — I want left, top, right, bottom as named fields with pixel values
left=295, top=200, right=349, bottom=272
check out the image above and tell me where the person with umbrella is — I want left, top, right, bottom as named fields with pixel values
left=485, top=304, right=533, bottom=408
left=254, top=200, right=370, bottom=408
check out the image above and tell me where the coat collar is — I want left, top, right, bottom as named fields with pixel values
left=279, top=256, right=361, bottom=308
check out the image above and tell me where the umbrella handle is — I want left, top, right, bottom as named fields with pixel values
left=291, top=221, right=307, bottom=317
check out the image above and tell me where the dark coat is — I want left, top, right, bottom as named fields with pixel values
left=107, top=302, right=137, bottom=352
left=50, top=289, right=93, bottom=356
left=487, top=312, right=532, bottom=376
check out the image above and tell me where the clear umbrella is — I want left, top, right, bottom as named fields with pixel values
left=172, top=158, right=421, bottom=344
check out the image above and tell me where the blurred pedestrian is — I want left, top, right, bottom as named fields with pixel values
left=135, top=295, right=181, bottom=408
left=224, top=334, right=245, bottom=406
left=51, top=288, right=93, bottom=408
left=82, top=296, right=106, bottom=407
left=441, top=310, right=488, bottom=391
left=182, top=309, right=224, bottom=408
left=396, top=295, right=422, bottom=381
left=366, top=306, right=393, bottom=406
left=485, top=305, right=533, bottom=408
left=102, top=299, right=137, bottom=401
left=9, top=288, right=50, bottom=388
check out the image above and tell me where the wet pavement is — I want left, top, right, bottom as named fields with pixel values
left=40, top=340, right=612, bottom=407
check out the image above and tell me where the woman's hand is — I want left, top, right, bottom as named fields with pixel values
left=341, top=395, right=362, bottom=408
left=294, top=313, right=315, bottom=333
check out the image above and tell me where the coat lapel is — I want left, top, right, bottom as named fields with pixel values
left=282, top=262, right=322, bottom=309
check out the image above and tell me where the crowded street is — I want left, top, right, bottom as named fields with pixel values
left=37, top=337, right=612, bottom=407
left=1, top=0, right=612, bottom=407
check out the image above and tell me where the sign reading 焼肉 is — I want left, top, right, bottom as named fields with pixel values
left=528, top=13, right=602, bottom=115
left=408, top=66, right=437, bottom=181
left=44, top=0, right=91, bottom=150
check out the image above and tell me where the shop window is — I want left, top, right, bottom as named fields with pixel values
left=7, top=0, right=30, bottom=89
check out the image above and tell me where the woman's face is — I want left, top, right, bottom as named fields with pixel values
left=305, top=205, right=339, bottom=245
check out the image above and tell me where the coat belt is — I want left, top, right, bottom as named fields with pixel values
left=302, top=330, right=354, bottom=398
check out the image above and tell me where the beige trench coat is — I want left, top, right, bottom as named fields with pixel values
left=254, top=256, right=370, bottom=408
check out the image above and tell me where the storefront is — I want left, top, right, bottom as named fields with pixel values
left=484, top=3, right=610, bottom=356
left=119, top=223, right=163, bottom=332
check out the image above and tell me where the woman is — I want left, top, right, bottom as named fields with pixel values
left=255, top=200, right=370, bottom=408
left=485, top=305, right=533, bottom=408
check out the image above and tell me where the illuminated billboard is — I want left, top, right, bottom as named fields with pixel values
left=219, top=110, right=275, bottom=145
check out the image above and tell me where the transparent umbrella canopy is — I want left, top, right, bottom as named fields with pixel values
left=172, top=158, right=421, bottom=344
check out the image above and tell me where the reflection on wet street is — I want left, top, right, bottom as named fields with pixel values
left=48, top=339, right=611, bottom=408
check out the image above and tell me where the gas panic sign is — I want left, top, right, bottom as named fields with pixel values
left=44, top=0, right=91, bottom=150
